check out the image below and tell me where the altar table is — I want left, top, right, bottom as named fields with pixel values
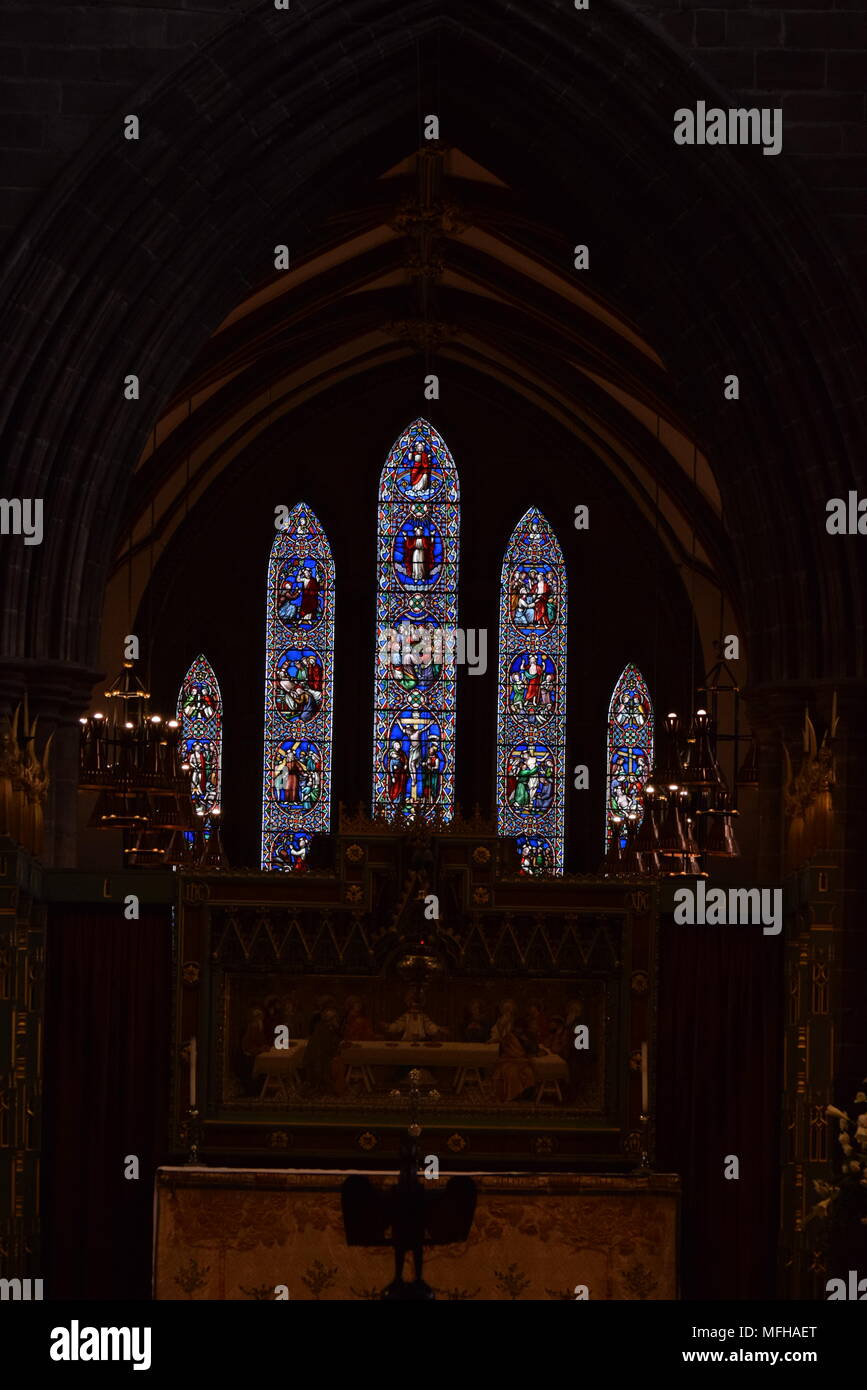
left=154, top=1167, right=679, bottom=1300
left=251, top=1040, right=568, bottom=1099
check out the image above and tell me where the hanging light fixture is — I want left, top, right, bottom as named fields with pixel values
left=79, top=666, right=191, bottom=860
left=79, top=448, right=193, bottom=860
left=197, top=807, right=228, bottom=869
left=620, top=813, right=645, bottom=876
left=701, top=790, right=740, bottom=857
left=633, top=784, right=662, bottom=876
left=601, top=816, right=626, bottom=875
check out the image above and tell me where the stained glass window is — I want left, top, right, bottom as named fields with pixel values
left=496, top=508, right=567, bottom=873
left=261, top=503, right=334, bottom=871
left=177, top=653, right=222, bottom=821
left=606, top=663, right=654, bottom=850
left=372, top=419, right=459, bottom=821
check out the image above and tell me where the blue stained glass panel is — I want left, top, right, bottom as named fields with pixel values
left=261, top=503, right=334, bottom=870
left=177, top=653, right=223, bottom=821
left=606, top=663, right=654, bottom=850
left=496, top=508, right=567, bottom=873
left=372, top=419, right=459, bottom=820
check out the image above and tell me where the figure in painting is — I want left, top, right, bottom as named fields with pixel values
left=241, top=1005, right=268, bottom=1059
left=273, top=745, right=302, bottom=804
left=508, top=653, right=556, bottom=724
left=506, top=745, right=554, bottom=815
left=517, top=834, right=553, bottom=876
left=240, top=1005, right=269, bottom=1095
left=187, top=740, right=215, bottom=806
left=302, top=1006, right=345, bottom=1095
left=534, top=572, right=553, bottom=628
left=181, top=682, right=217, bottom=721
left=406, top=526, right=433, bottom=583
left=386, top=711, right=441, bottom=808
left=272, top=829, right=312, bottom=872
left=526, top=998, right=550, bottom=1049
left=281, top=990, right=309, bottom=1039
left=546, top=1014, right=568, bottom=1056
left=394, top=518, right=442, bottom=590
left=422, top=741, right=442, bottom=804
left=462, top=998, right=489, bottom=1043
left=278, top=563, right=320, bottom=627
left=276, top=649, right=323, bottom=722
left=387, top=739, right=409, bottom=803
left=388, top=619, right=442, bottom=693
left=510, top=567, right=557, bottom=630
left=489, top=1000, right=537, bottom=1102
left=410, top=442, right=432, bottom=493
left=341, top=995, right=374, bottom=1041
left=387, top=989, right=446, bottom=1041
left=273, top=742, right=321, bottom=811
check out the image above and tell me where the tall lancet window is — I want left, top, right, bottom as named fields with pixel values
left=606, top=663, right=654, bottom=850
left=261, top=503, right=334, bottom=872
left=177, top=653, right=223, bottom=820
left=497, top=508, right=567, bottom=874
left=372, top=418, right=459, bottom=821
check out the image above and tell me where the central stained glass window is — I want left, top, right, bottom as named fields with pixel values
left=372, top=419, right=459, bottom=820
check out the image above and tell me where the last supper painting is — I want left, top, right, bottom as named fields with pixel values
left=1, top=0, right=866, bottom=1343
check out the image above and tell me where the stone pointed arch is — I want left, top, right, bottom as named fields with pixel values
left=0, top=0, right=864, bottom=694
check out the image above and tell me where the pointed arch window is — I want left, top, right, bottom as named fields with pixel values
left=606, top=663, right=654, bottom=849
left=177, top=653, right=223, bottom=820
left=372, top=418, right=459, bottom=821
left=497, top=508, right=567, bottom=874
left=261, top=503, right=334, bottom=871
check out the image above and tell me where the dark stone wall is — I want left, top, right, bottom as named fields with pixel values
left=3, top=1, right=867, bottom=283
left=1, top=1, right=865, bottom=685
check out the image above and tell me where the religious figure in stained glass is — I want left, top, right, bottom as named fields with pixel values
left=497, top=509, right=567, bottom=873
left=177, top=654, right=222, bottom=821
left=261, top=503, right=334, bottom=870
left=606, top=663, right=654, bottom=849
left=372, top=419, right=459, bottom=820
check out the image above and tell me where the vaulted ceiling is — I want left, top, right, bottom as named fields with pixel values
left=106, top=144, right=731, bottom=681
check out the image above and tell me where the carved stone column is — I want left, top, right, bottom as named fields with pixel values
left=826, top=683, right=867, bottom=1092
left=746, top=682, right=867, bottom=1296
left=0, top=659, right=102, bottom=869
left=0, top=841, right=44, bottom=1283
